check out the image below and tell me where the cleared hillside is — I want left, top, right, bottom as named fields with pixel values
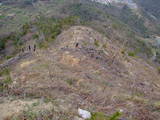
left=1, top=26, right=160, bottom=120
left=0, top=0, right=160, bottom=119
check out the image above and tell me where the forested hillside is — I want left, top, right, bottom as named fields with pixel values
left=135, top=0, right=160, bottom=20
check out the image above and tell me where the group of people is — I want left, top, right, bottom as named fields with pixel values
left=21, top=44, right=36, bottom=53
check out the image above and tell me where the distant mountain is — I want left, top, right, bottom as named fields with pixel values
left=135, top=0, right=160, bottom=20
left=91, top=0, right=160, bottom=20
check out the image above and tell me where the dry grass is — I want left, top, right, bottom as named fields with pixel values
left=1, top=26, right=160, bottom=119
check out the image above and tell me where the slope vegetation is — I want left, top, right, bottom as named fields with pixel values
left=1, top=26, right=160, bottom=120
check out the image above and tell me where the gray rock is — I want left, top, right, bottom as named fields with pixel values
left=78, top=108, right=91, bottom=119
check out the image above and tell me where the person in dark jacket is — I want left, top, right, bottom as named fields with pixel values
left=76, top=43, right=79, bottom=48
left=22, top=48, right=24, bottom=52
left=33, top=44, right=36, bottom=52
left=29, top=45, right=31, bottom=51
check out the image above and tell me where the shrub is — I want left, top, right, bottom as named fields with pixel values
left=94, top=40, right=100, bottom=47
left=5, top=55, right=14, bottom=60
left=109, top=111, right=122, bottom=120
left=13, top=37, right=22, bottom=47
left=112, top=23, right=123, bottom=30
left=22, top=23, right=30, bottom=35
left=89, top=112, right=107, bottom=120
left=155, top=51, right=160, bottom=63
left=128, top=51, right=136, bottom=57
left=38, top=42, right=48, bottom=49
left=66, top=78, right=77, bottom=86
left=157, top=67, right=160, bottom=74
left=88, top=111, right=122, bottom=120
left=0, top=68, right=12, bottom=92
left=121, top=49, right=126, bottom=55
left=0, top=39, right=5, bottom=50
left=102, top=43, right=107, bottom=48
left=32, top=34, right=39, bottom=39
left=59, top=16, right=78, bottom=29
left=0, top=68, right=10, bottom=76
